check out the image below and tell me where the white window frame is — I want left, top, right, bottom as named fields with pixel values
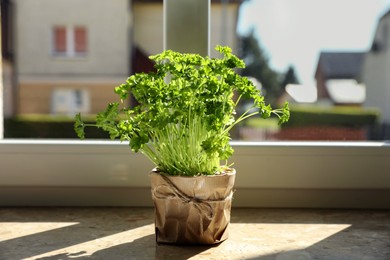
left=0, top=140, right=389, bottom=208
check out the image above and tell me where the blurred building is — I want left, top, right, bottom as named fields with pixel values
left=2, top=0, right=242, bottom=116
left=363, top=9, right=390, bottom=137
left=315, top=51, right=366, bottom=106
left=1, top=0, right=14, bottom=117
left=11, top=0, right=131, bottom=116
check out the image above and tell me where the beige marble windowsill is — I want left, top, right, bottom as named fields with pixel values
left=1, top=207, right=389, bottom=259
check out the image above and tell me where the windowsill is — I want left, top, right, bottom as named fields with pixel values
left=1, top=140, right=389, bottom=208
left=1, top=138, right=389, bottom=146
left=1, top=207, right=389, bottom=259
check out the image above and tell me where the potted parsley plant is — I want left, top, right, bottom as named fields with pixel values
left=74, top=45, right=289, bottom=245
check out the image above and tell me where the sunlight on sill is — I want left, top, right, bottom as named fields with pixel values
left=2, top=208, right=388, bottom=259
left=30, top=224, right=155, bottom=259
left=4, top=221, right=351, bottom=259
left=230, top=223, right=351, bottom=258
left=0, top=222, right=79, bottom=242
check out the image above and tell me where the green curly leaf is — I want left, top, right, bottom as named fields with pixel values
left=74, top=113, right=86, bottom=139
left=96, top=102, right=120, bottom=139
left=74, top=45, right=289, bottom=176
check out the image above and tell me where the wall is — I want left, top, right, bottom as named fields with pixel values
left=133, top=2, right=240, bottom=57
left=15, top=0, right=131, bottom=77
left=14, top=0, right=132, bottom=114
left=17, top=81, right=125, bottom=114
left=133, top=3, right=164, bottom=55
left=363, top=52, right=388, bottom=122
left=363, top=16, right=390, bottom=124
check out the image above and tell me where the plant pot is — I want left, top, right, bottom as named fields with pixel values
left=150, top=168, right=236, bottom=245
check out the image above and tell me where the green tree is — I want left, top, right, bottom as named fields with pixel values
left=281, top=65, right=300, bottom=88
left=239, top=30, right=282, bottom=105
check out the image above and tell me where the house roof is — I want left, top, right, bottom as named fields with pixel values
left=316, top=52, right=365, bottom=80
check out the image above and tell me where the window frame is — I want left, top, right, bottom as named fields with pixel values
left=2, top=1, right=389, bottom=208
left=0, top=140, right=389, bottom=208
left=52, top=25, right=88, bottom=57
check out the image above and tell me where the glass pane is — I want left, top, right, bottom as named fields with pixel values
left=237, top=0, right=390, bottom=141
left=2, top=0, right=389, bottom=141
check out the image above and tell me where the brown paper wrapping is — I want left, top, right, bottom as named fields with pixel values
left=150, top=168, right=236, bottom=245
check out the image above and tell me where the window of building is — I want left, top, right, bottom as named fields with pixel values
left=52, top=26, right=88, bottom=57
left=51, top=88, right=90, bottom=116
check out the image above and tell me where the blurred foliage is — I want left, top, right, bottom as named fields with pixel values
left=281, top=66, right=300, bottom=88
left=4, top=115, right=109, bottom=139
left=239, top=30, right=300, bottom=106
left=283, top=105, right=380, bottom=128
left=4, top=106, right=379, bottom=139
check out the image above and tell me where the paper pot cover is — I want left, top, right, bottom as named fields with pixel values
left=150, top=169, right=236, bottom=245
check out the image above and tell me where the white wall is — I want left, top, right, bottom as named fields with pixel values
left=133, top=3, right=164, bottom=55
left=16, top=0, right=131, bottom=77
left=363, top=17, right=390, bottom=124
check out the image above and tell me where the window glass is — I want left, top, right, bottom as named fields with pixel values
left=2, top=0, right=390, bottom=141
left=237, top=0, right=390, bottom=141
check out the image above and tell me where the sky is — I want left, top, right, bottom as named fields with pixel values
left=237, top=0, right=390, bottom=87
